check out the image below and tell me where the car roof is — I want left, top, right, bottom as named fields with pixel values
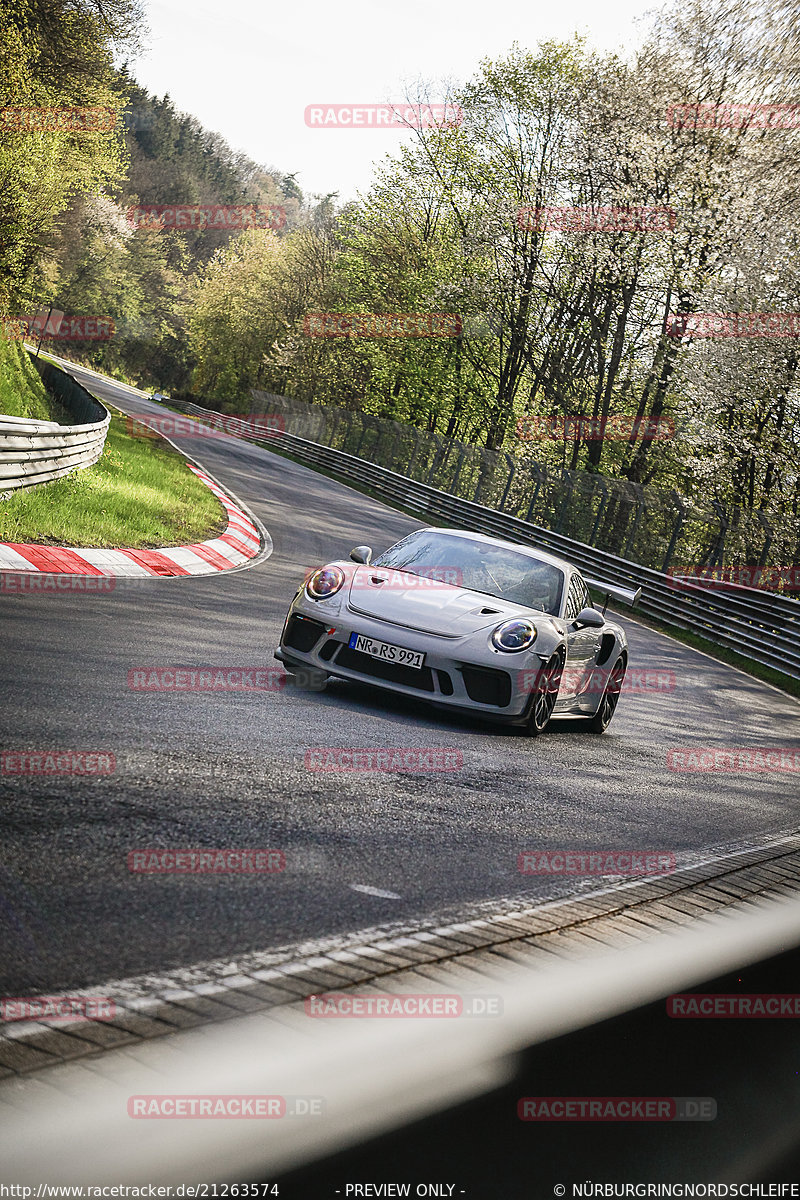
left=417, top=527, right=576, bottom=575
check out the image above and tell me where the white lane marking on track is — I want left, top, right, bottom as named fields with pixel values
left=350, top=884, right=403, bottom=900
left=2, top=830, right=799, bottom=1028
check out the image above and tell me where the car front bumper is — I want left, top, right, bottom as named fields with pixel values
left=275, top=598, right=555, bottom=723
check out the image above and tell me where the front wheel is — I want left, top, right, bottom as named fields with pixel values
left=585, top=655, right=626, bottom=733
left=523, top=652, right=564, bottom=737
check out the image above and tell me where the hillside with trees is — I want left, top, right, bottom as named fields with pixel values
left=2, top=0, right=798, bottom=564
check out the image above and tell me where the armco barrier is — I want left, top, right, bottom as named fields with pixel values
left=167, top=399, right=800, bottom=682
left=0, top=357, right=110, bottom=492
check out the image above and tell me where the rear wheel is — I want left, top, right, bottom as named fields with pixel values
left=524, top=652, right=564, bottom=737
left=585, top=655, right=626, bottom=732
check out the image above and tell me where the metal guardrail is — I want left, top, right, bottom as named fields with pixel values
left=0, top=357, right=110, bottom=492
left=168, top=399, right=800, bottom=681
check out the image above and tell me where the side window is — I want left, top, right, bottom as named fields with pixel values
left=577, top=577, right=591, bottom=612
left=565, top=578, right=581, bottom=621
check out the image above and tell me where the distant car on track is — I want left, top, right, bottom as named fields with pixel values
left=275, top=527, right=641, bottom=735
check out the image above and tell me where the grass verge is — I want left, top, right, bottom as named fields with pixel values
left=0, top=407, right=229, bottom=548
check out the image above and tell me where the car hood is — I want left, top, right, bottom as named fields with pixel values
left=346, top=566, right=547, bottom=637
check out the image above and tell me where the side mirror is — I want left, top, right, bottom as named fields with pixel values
left=573, top=607, right=605, bottom=629
left=349, top=545, right=372, bottom=565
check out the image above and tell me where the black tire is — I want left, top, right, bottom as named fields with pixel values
left=524, top=652, right=564, bottom=737
left=585, top=655, right=626, bottom=732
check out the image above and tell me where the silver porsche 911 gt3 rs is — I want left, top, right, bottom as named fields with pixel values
left=275, top=527, right=641, bottom=735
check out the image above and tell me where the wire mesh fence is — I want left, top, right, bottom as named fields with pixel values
left=237, top=390, right=798, bottom=590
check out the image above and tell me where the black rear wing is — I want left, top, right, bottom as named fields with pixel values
left=584, top=576, right=642, bottom=608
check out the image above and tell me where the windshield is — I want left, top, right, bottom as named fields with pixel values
left=374, top=530, right=565, bottom=614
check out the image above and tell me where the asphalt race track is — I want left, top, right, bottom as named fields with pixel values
left=2, top=361, right=799, bottom=995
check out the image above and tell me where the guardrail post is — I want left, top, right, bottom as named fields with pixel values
left=425, top=434, right=446, bottom=486
left=385, top=421, right=402, bottom=470
left=661, top=490, right=687, bottom=574
left=449, top=443, right=467, bottom=495
left=553, top=470, right=575, bottom=533
left=406, top=428, right=422, bottom=478
left=756, top=511, right=773, bottom=571
left=708, top=500, right=728, bottom=568
left=622, top=483, right=645, bottom=559
left=325, top=407, right=341, bottom=446
left=523, top=465, right=546, bottom=523
left=588, top=475, right=609, bottom=546
left=354, top=415, right=369, bottom=458
left=498, top=453, right=517, bottom=511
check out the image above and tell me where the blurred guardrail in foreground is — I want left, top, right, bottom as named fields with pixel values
left=0, top=356, right=110, bottom=493
left=2, top=897, right=800, bottom=1183
left=168, top=398, right=800, bottom=681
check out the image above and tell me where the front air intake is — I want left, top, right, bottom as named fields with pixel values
left=459, top=665, right=512, bottom=707
left=284, top=615, right=326, bottom=653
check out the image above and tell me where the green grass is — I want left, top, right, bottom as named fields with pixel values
left=0, top=408, right=228, bottom=547
left=0, top=335, right=70, bottom=422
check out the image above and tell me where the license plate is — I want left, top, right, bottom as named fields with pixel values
left=348, top=632, right=425, bottom=669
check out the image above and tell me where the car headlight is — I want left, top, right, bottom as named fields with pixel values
left=491, top=618, right=538, bottom=652
left=306, top=566, right=345, bottom=600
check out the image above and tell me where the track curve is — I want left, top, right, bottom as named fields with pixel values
left=1, top=360, right=798, bottom=995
